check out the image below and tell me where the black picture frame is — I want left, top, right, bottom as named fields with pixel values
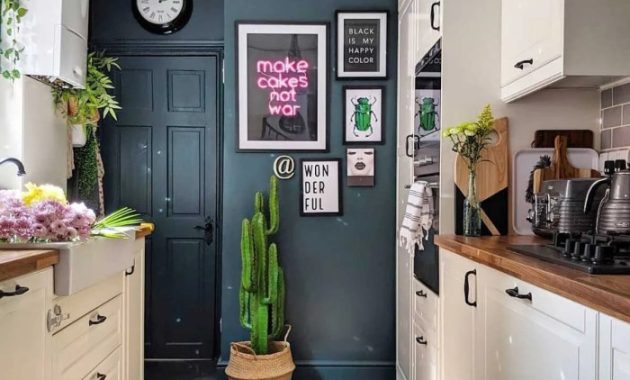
left=235, top=21, right=330, bottom=152
left=299, top=158, right=343, bottom=217
left=336, top=10, right=389, bottom=79
left=343, top=85, right=386, bottom=145
left=132, top=0, right=193, bottom=35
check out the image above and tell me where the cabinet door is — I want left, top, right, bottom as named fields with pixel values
left=414, top=0, right=441, bottom=62
left=124, top=240, right=145, bottom=380
left=0, top=269, right=53, bottom=380
left=600, top=314, right=630, bottom=380
left=440, top=251, right=478, bottom=380
left=501, top=0, right=564, bottom=86
left=477, top=266, right=597, bottom=380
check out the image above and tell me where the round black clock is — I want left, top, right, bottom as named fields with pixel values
left=133, top=0, right=192, bottom=35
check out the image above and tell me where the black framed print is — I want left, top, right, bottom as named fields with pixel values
left=300, top=158, right=342, bottom=216
left=343, top=86, right=385, bottom=144
left=236, top=22, right=329, bottom=152
left=336, top=11, right=388, bottom=79
left=347, top=148, right=375, bottom=187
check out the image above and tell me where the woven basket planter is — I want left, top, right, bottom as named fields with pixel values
left=225, top=341, right=295, bottom=380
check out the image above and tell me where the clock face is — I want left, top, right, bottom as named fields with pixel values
left=136, top=0, right=184, bottom=25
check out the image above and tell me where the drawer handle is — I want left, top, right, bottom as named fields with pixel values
left=96, top=373, right=106, bottom=380
left=505, top=286, right=533, bottom=301
left=464, top=270, right=477, bottom=307
left=0, top=285, right=29, bottom=299
left=514, top=58, right=534, bottom=70
left=89, top=313, right=107, bottom=326
left=430, top=2, right=440, bottom=31
left=416, top=336, right=428, bottom=345
left=125, top=262, right=135, bottom=276
left=416, top=290, right=428, bottom=298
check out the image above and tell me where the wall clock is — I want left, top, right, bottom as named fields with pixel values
left=133, top=0, right=192, bottom=34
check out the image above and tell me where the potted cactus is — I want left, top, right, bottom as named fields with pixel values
left=226, top=175, right=295, bottom=380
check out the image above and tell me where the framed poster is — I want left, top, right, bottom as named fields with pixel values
left=300, top=158, right=342, bottom=216
left=236, top=22, right=329, bottom=151
left=343, top=86, right=385, bottom=144
left=347, top=148, right=375, bottom=187
left=336, top=11, right=388, bottom=79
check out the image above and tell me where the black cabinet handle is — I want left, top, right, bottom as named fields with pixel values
left=89, top=314, right=107, bottom=326
left=416, top=336, right=428, bottom=345
left=405, top=134, right=419, bottom=158
left=416, top=290, right=428, bottom=298
left=430, top=2, right=441, bottom=31
left=0, top=285, right=29, bottom=299
left=505, top=286, right=532, bottom=301
left=464, top=270, right=477, bottom=307
left=514, top=58, right=534, bottom=70
left=96, top=373, right=107, bottom=380
left=125, top=260, right=135, bottom=277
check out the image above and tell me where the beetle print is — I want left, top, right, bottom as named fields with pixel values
left=416, top=97, right=439, bottom=132
left=350, top=96, right=378, bottom=137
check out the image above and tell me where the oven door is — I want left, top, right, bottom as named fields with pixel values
left=413, top=228, right=439, bottom=295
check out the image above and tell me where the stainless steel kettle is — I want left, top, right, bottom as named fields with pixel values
left=584, top=171, right=630, bottom=234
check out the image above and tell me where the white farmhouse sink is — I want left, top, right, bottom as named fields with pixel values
left=0, top=228, right=136, bottom=295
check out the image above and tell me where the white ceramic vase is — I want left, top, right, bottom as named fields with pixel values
left=71, top=124, right=87, bottom=147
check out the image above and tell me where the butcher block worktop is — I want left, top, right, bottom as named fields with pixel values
left=436, top=235, right=630, bottom=324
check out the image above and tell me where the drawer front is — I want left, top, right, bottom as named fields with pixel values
left=413, top=323, right=439, bottom=380
left=51, top=274, right=122, bottom=333
left=0, top=268, right=52, bottom=308
left=413, top=278, right=438, bottom=332
left=83, top=347, right=122, bottom=380
left=52, top=295, right=123, bottom=379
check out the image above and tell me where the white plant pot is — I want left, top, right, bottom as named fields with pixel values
left=71, top=124, right=87, bottom=147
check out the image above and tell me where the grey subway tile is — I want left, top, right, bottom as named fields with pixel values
left=601, top=129, right=612, bottom=150
left=613, top=83, right=630, bottom=105
left=602, top=88, right=613, bottom=109
left=603, top=106, right=622, bottom=129
left=612, top=126, right=630, bottom=148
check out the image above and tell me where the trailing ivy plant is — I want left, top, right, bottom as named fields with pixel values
left=53, top=51, right=122, bottom=126
left=73, top=125, right=99, bottom=200
left=0, top=0, right=27, bottom=80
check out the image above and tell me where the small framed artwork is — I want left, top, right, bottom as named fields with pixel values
left=347, top=148, right=375, bottom=187
left=300, top=158, right=342, bottom=216
left=336, top=11, right=388, bottom=79
left=343, top=86, right=385, bottom=144
left=236, top=22, right=329, bottom=152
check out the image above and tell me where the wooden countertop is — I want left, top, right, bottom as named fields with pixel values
left=436, top=235, right=630, bottom=324
left=0, top=249, right=59, bottom=282
left=135, top=223, right=154, bottom=239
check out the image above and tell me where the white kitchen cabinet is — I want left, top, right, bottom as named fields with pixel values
left=0, top=268, right=53, bottom=380
left=412, top=0, right=441, bottom=63
left=600, top=314, right=630, bottom=379
left=84, top=347, right=122, bottom=380
left=123, top=239, right=145, bottom=380
left=413, top=322, right=438, bottom=380
left=439, top=250, right=478, bottom=380
left=476, top=265, right=598, bottom=380
left=501, top=0, right=630, bottom=102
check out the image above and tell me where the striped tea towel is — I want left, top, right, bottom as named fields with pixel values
left=399, top=181, right=435, bottom=254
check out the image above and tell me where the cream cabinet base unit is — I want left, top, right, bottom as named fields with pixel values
left=0, top=268, right=53, bottom=380
left=501, top=0, right=630, bottom=102
left=123, top=240, right=145, bottom=380
left=600, top=314, right=630, bottom=379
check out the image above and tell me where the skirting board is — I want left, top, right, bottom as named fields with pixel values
left=216, top=364, right=396, bottom=379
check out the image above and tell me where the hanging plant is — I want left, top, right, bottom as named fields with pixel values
left=0, top=0, right=28, bottom=80
left=73, top=125, right=99, bottom=200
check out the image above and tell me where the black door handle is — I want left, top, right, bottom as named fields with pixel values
left=96, top=373, right=107, bottom=380
left=0, top=285, right=29, bottom=299
left=514, top=58, right=534, bottom=70
left=464, top=270, right=477, bottom=307
left=416, top=290, right=428, bottom=298
left=89, top=314, right=107, bottom=326
left=416, top=336, right=428, bottom=345
left=405, top=134, right=419, bottom=158
left=430, top=2, right=440, bottom=31
left=505, top=286, right=532, bottom=301
left=194, top=217, right=214, bottom=246
left=125, top=259, right=135, bottom=277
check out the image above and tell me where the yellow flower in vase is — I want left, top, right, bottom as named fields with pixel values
left=22, top=183, right=68, bottom=206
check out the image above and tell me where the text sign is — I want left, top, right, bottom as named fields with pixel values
left=300, top=159, right=342, bottom=216
left=256, top=58, right=310, bottom=117
left=343, top=19, right=380, bottom=73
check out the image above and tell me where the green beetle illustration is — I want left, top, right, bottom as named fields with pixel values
left=416, top=97, right=439, bottom=132
left=351, top=96, right=378, bottom=137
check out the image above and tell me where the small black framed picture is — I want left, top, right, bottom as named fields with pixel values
left=300, top=158, right=343, bottom=216
left=343, top=86, right=385, bottom=144
left=347, top=148, right=375, bottom=187
left=336, top=11, right=388, bottom=79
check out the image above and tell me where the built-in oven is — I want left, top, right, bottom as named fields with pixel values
left=413, top=41, right=441, bottom=295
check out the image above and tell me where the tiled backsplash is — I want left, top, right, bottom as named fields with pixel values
left=601, top=82, right=630, bottom=150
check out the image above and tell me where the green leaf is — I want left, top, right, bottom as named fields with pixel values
left=16, top=7, right=27, bottom=17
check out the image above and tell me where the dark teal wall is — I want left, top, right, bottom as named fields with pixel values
left=222, top=1, right=397, bottom=378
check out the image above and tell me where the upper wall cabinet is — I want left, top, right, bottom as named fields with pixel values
left=501, top=0, right=630, bottom=102
left=21, top=0, right=90, bottom=88
left=412, top=0, right=441, bottom=63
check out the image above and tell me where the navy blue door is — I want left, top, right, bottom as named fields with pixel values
left=101, top=53, right=221, bottom=360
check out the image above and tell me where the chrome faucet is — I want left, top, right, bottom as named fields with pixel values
left=0, top=157, right=26, bottom=176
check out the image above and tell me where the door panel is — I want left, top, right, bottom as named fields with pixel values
left=102, top=53, right=221, bottom=359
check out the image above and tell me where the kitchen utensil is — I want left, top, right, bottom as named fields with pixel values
left=531, top=129, right=594, bottom=149
left=455, top=118, right=509, bottom=236
left=584, top=169, right=630, bottom=234
left=513, top=148, right=599, bottom=235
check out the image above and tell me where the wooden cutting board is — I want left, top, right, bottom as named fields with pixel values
left=532, top=135, right=600, bottom=193
left=531, top=130, right=594, bottom=149
left=455, top=118, right=509, bottom=236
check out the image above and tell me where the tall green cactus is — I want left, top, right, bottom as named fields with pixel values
left=240, top=175, right=286, bottom=354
